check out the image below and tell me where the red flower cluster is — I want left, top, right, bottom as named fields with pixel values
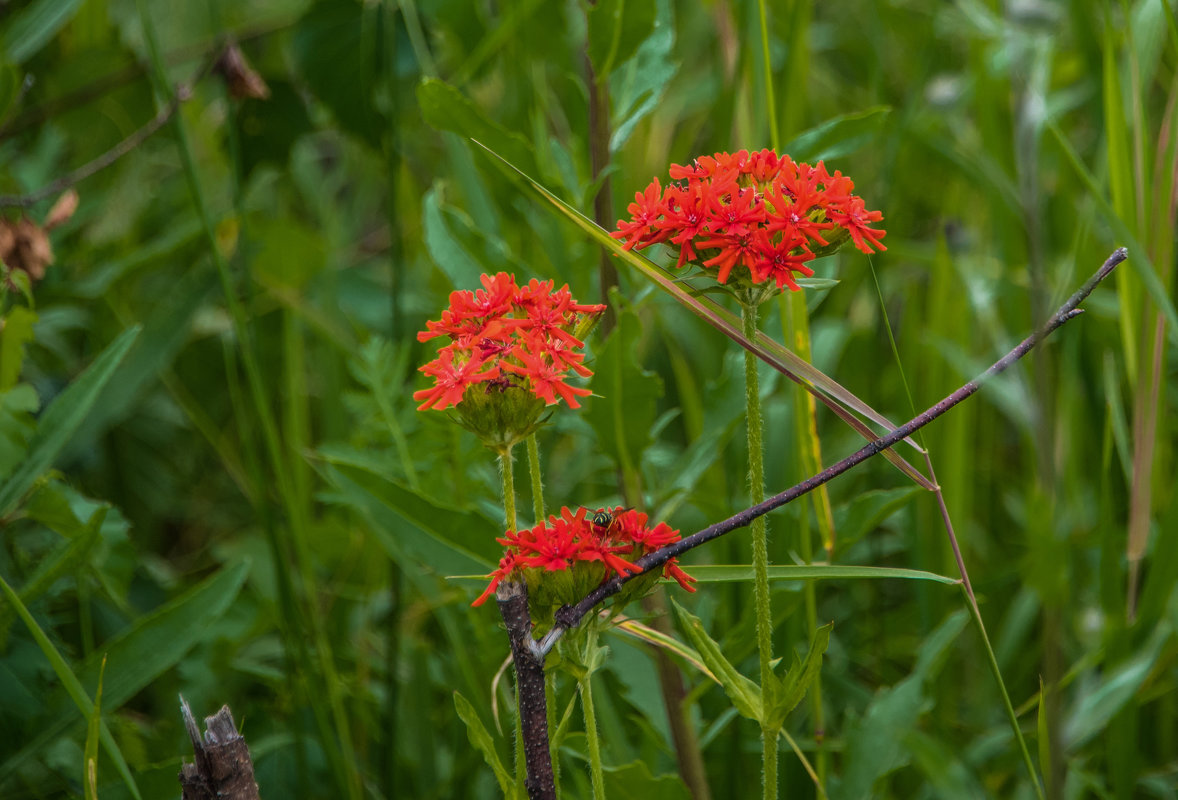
left=414, top=273, right=606, bottom=412
left=611, top=149, right=886, bottom=292
left=472, top=506, right=697, bottom=607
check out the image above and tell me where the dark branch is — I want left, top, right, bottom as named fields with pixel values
left=540, top=248, right=1127, bottom=654
left=498, top=581, right=556, bottom=800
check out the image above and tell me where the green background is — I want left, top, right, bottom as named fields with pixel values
left=0, top=1, right=1174, bottom=798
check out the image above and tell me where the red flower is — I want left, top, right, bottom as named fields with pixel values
left=472, top=505, right=695, bottom=607
left=412, top=347, right=500, bottom=411
left=415, top=273, right=606, bottom=413
left=612, top=149, right=886, bottom=295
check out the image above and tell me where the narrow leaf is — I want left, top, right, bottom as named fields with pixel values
left=418, top=79, right=540, bottom=179
left=767, top=622, right=832, bottom=731
left=671, top=598, right=762, bottom=723
left=454, top=691, right=516, bottom=796
left=686, top=564, right=959, bottom=585
left=0, top=326, right=140, bottom=517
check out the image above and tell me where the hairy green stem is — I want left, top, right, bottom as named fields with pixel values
left=527, top=434, right=546, bottom=523
left=580, top=632, right=606, bottom=800
left=500, top=445, right=518, bottom=533
left=742, top=302, right=776, bottom=800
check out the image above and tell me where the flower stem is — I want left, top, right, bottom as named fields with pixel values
left=742, top=302, right=777, bottom=800
left=499, top=444, right=518, bottom=533
left=580, top=629, right=606, bottom=800
left=527, top=434, right=546, bottom=524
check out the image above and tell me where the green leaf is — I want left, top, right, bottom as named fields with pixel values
left=686, top=564, right=959, bottom=585
left=783, top=107, right=892, bottom=163
left=0, top=571, right=142, bottom=800
left=1063, top=622, right=1168, bottom=751
left=583, top=301, right=663, bottom=477
left=794, top=277, right=840, bottom=290
left=292, top=0, right=381, bottom=146
left=602, top=758, right=691, bottom=800
left=836, top=611, right=967, bottom=800
left=453, top=691, right=516, bottom=796
left=418, top=78, right=540, bottom=181
left=66, top=271, right=216, bottom=459
left=832, top=487, right=923, bottom=554
left=587, top=0, right=656, bottom=80
left=609, top=0, right=676, bottom=151
left=0, top=326, right=140, bottom=518
left=766, top=622, right=832, bottom=731
left=316, top=447, right=498, bottom=574
left=0, top=498, right=106, bottom=637
left=1, top=0, right=85, bottom=64
left=422, top=183, right=493, bottom=288
left=0, top=305, right=37, bottom=391
left=671, top=598, right=762, bottom=723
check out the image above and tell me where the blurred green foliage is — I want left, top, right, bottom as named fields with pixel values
left=0, top=0, right=1175, bottom=798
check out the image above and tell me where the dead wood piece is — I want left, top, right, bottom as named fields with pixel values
left=179, top=696, right=261, bottom=800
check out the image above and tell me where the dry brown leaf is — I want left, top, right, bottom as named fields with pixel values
left=0, top=216, right=53, bottom=281
left=216, top=43, right=270, bottom=101
left=44, top=188, right=79, bottom=231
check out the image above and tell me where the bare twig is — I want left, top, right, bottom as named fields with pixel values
left=535, top=248, right=1127, bottom=656
left=178, top=697, right=261, bottom=800
left=0, top=45, right=231, bottom=210
left=0, top=87, right=192, bottom=209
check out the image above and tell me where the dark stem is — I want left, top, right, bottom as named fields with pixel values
left=498, top=581, right=556, bottom=800
left=541, top=248, right=1127, bottom=649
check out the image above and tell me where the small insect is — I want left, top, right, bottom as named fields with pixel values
left=587, top=506, right=633, bottom=536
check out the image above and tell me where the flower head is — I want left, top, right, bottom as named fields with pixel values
left=611, top=149, right=886, bottom=299
left=415, top=273, right=606, bottom=448
left=472, top=506, right=696, bottom=615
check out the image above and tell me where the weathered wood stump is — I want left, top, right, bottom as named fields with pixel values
left=178, top=697, right=260, bottom=800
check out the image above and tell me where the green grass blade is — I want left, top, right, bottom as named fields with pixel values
left=0, top=0, right=84, bottom=64
left=0, top=573, right=142, bottom=800
left=84, top=655, right=106, bottom=800
left=0, top=325, right=140, bottom=517
left=961, top=585, right=1045, bottom=800
left=0, top=560, right=250, bottom=785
